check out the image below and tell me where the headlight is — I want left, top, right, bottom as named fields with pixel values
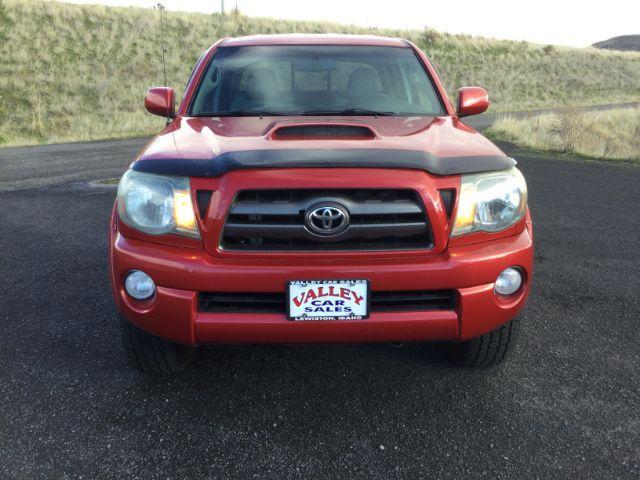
left=452, top=167, right=527, bottom=236
left=117, top=169, right=199, bottom=239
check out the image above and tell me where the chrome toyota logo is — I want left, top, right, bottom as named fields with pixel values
left=305, top=204, right=349, bottom=236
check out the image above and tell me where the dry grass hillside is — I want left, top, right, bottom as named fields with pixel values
left=488, top=108, right=640, bottom=163
left=1, top=0, right=640, bottom=146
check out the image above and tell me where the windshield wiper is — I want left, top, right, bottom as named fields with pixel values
left=298, top=108, right=399, bottom=116
left=195, top=109, right=292, bottom=117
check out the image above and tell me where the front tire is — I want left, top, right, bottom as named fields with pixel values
left=447, top=316, right=520, bottom=367
left=119, top=316, right=194, bottom=373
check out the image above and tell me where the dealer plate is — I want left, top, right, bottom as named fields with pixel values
left=288, top=280, right=370, bottom=321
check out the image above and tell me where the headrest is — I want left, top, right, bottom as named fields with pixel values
left=246, top=67, right=278, bottom=100
left=347, top=67, right=381, bottom=97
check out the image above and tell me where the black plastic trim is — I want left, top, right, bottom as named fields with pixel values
left=195, top=190, right=213, bottom=219
left=132, top=149, right=516, bottom=177
left=273, top=125, right=375, bottom=137
left=198, top=289, right=457, bottom=314
left=221, top=188, right=432, bottom=251
left=439, top=189, right=456, bottom=220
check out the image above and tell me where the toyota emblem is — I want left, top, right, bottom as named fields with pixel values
left=305, top=204, right=350, bottom=236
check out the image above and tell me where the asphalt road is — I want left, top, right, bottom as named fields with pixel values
left=0, top=137, right=639, bottom=479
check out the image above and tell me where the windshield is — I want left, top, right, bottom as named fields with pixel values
left=189, top=45, right=445, bottom=116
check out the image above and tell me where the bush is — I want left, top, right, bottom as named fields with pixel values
left=548, top=108, right=585, bottom=152
left=423, top=27, right=440, bottom=46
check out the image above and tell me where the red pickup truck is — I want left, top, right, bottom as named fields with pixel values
left=110, top=34, right=533, bottom=373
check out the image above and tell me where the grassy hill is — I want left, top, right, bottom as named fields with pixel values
left=1, top=0, right=640, bottom=146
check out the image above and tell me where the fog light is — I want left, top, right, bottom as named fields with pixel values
left=124, top=270, right=155, bottom=300
left=495, top=267, right=522, bottom=296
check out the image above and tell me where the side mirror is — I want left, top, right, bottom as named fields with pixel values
left=456, top=87, right=489, bottom=117
left=144, top=87, right=175, bottom=117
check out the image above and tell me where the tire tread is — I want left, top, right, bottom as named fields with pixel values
left=119, top=316, right=193, bottom=374
left=448, top=316, right=520, bottom=367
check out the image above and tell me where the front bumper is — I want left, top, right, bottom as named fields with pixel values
left=110, top=224, right=533, bottom=346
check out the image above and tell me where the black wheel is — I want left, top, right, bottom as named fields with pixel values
left=119, top=315, right=194, bottom=374
left=447, top=316, right=520, bottom=367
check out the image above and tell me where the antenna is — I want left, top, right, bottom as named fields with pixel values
left=157, top=3, right=167, bottom=88
left=156, top=3, right=171, bottom=124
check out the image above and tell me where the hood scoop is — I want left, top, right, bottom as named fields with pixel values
left=270, top=124, right=377, bottom=139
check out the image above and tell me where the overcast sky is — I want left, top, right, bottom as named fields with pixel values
left=60, top=0, right=639, bottom=47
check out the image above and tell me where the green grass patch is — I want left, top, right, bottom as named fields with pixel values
left=1, top=0, right=640, bottom=146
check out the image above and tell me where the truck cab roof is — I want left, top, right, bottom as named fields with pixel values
left=221, top=33, right=408, bottom=48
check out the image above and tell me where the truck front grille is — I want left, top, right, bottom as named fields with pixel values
left=198, top=290, right=457, bottom=314
left=220, top=189, right=433, bottom=251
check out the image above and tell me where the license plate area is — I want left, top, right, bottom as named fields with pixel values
left=287, top=280, right=370, bottom=321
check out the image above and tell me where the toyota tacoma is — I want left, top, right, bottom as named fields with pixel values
left=110, top=34, right=533, bottom=373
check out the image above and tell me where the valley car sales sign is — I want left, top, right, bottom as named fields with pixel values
left=288, top=280, right=370, bottom=321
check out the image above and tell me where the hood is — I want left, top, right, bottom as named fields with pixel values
left=134, top=115, right=510, bottom=176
